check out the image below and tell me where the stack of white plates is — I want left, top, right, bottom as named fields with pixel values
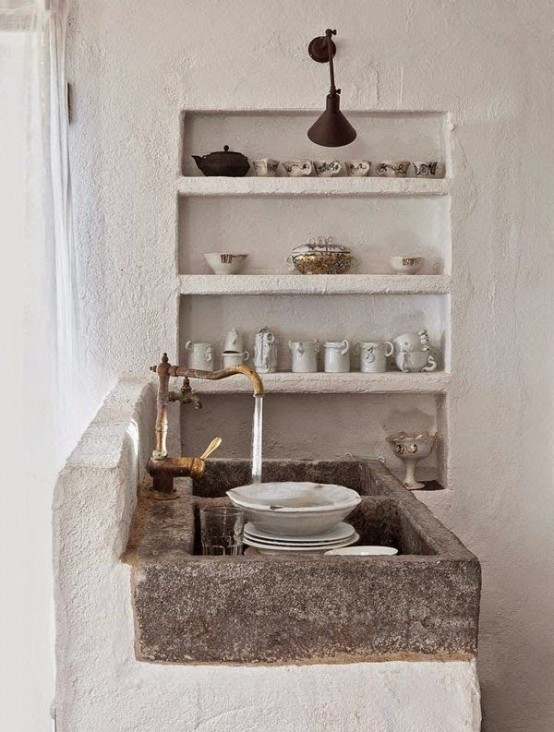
left=243, top=521, right=359, bottom=556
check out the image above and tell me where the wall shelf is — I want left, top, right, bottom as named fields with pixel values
left=191, top=371, right=451, bottom=395
left=177, top=176, right=452, bottom=198
left=179, top=274, right=451, bottom=296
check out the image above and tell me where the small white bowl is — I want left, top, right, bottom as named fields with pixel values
left=325, top=546, right=399, bottom=557
left=204, top=253, right=248, bottom=274
left=390, top=255, right=424, bottom=275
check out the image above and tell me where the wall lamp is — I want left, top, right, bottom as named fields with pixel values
left=307, top=28, right=357, bottom=148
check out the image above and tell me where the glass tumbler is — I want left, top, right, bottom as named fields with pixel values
left=200, top=506, right=245, bottom=556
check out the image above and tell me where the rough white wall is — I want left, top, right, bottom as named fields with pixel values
left=67, top=1, right=554, bottom=730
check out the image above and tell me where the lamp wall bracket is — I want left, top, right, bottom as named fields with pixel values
left=308, top=32, right=336, bottom=63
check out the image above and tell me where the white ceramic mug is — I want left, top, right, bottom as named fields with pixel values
left=185, top=341, right=214, bottom=371
left=288, top=340, right=320, bottom=373
left=224, top=328, right=244, bottom=352
left=323, top=340, right=350, bottom=373
left=222, top=350, right=249, bottom=368
left=355, top=341, right=394, bottom=373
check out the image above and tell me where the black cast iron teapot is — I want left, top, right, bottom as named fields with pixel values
left=192, top=145, right=250, bottom=177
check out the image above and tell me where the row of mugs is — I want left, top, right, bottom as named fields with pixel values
left=185, top=335, right=438, bottom=374
left=253, top=159, right=439, bottom=178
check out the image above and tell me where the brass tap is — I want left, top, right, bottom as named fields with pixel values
left=147, top=353, right=264, bottom=494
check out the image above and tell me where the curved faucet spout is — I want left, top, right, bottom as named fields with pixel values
left=148, top=354, right=264, bottom=492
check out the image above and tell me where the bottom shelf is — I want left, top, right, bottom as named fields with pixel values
left=191, top=371, right=450, bottom=395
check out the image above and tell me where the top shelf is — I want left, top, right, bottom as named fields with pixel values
left=177, top=176, right=452, bottom=198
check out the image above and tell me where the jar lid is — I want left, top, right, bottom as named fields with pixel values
left=291, top=236, right=351, bottom=255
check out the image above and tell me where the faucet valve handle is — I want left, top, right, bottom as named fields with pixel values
left=199, top=436, right=222, bottom=461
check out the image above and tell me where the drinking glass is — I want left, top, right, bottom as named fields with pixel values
left=200, top=506, right=245, bottom=556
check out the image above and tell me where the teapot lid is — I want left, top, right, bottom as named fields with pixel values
left=292, top=236, right=351, bottom=255
left=207, top=145, right=247, bottom=158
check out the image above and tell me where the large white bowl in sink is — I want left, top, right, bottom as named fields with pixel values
left=226, top=481, right=361, bottom=537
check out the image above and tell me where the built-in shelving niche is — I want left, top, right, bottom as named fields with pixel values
left=176, top=109, right=452, bottom=488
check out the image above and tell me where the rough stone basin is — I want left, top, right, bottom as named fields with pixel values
left=124, top=459, right=480, bottom=665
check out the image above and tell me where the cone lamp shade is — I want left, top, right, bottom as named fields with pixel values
left=308, top=93, right=357, bottom=147
left=307, top=29, right=357, bottom=148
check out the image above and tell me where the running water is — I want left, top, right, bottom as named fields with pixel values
left=251, top=395, right=263, bottom=483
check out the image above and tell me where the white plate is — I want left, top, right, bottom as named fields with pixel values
left=244, top=533, right=356, bottom=549
left=244, top=521, right=355, bottom=544
left=324, top=545, right=399, bottom=557
left=243, top=532, right=360, bottom=554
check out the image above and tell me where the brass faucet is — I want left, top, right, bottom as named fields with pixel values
left=147, top=353, right=264, bottom=494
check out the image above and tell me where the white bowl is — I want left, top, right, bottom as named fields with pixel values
left=325, top=545, right=399, bottom=557
left=390, top=255, right=424, bottom=274
left=204, top=253, right=248, bottom=274
left=226, top=481, right=361, bottom=537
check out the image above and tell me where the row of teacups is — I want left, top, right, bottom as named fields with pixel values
left=253, top=158, right=439, bottom=178
left=185, top=339, right=429, bottom=373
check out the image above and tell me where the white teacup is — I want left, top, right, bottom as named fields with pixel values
left=252, top=158, right=280, bottom=177
left=289, top=340, right=320, bottom=373
left=282, top=160, right=313, bottom=177
left=413, top=161, right=438, bottom=177
left=313, top=160, right=343, bottom=177
left=204, top=253, right=248, bottom=274
left=376, top=161, right=410, bottom=177
left=185, top=341, right=214, bottom=371
left=222, top=350, right=249, bottom=368
left=345, top=160, right=371, bottom=177
left=355, top=341, right=394, bottom=373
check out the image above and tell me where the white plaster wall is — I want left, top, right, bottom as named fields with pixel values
left=67, top=1, right=554, bottom=730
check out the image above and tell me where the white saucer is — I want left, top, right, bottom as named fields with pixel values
left=324, top=545, right=399, bottom=557
left=245, top=521, right=355, bottom=544
left=243, top=531, right=360, bottom=554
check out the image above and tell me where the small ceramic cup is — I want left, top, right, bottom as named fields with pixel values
left=288, top=340, right=320, bottom=373
left=222, top=350, right=249, bottom=368
left=345, top=160, right=372, bottom=177
left=282, top=160, right=313, bottom=177
left=413, top=161, right=439, bottom=177
left=376, top=161, right=411, bottom=177
left=252, top=158, right=280, bottom=177
left=313, top=160, right=343, bottom=177
left=204, top=253, right=248, bottom=274
left=185, top=341, right=214, bottom=371
left=355, top=341, right=394, bottom=373
left=224, top=328, right=244, bottom=352
left=390, top=255, right=424, bottom=274
left=323, top=340, right=350, bottom=373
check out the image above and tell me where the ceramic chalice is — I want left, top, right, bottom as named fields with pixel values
left=386, top=431, right=437, bottom=490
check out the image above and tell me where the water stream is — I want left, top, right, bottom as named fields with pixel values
left=251, top=395, right=263, bottom=483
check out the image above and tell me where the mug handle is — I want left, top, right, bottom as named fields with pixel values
left=205, top=347, right=214, bottom=361
left=242, top=350, right=249, bottom=361
left=314, top=339, right=321, bottom=353
left=341, top=340, right=350, bottom=355
left=422, top=354, right=437, bottom=372
left=185, top=340, right=193, bottom=351
left=304, top=161, right=313, bottom=174
left=286, top=256, right=295, bottom=272
left=385, top=341, right=394, bottom=357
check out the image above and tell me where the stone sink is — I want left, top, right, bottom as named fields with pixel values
left=124, top=459, right=480, bottom=665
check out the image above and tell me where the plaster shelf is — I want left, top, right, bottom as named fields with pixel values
left=191, top=371, right=451, bottom=395
left=177, top=176, right=452, bottom=197
left=179, top=274, right=451, bottom=295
